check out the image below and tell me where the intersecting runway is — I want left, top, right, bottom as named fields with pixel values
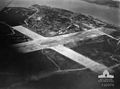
left=12, top=26, right=111, bottom=73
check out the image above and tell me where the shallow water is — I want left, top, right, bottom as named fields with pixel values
left=9, top=0, right=120, bottom=26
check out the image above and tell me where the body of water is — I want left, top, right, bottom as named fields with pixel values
left=9, top=0, right=120, bottom=26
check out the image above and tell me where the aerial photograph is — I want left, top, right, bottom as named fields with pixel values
left=0, top=0, right=120, bottom=89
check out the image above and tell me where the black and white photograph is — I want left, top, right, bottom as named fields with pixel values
left=0, top=0, right=120, bottom=89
